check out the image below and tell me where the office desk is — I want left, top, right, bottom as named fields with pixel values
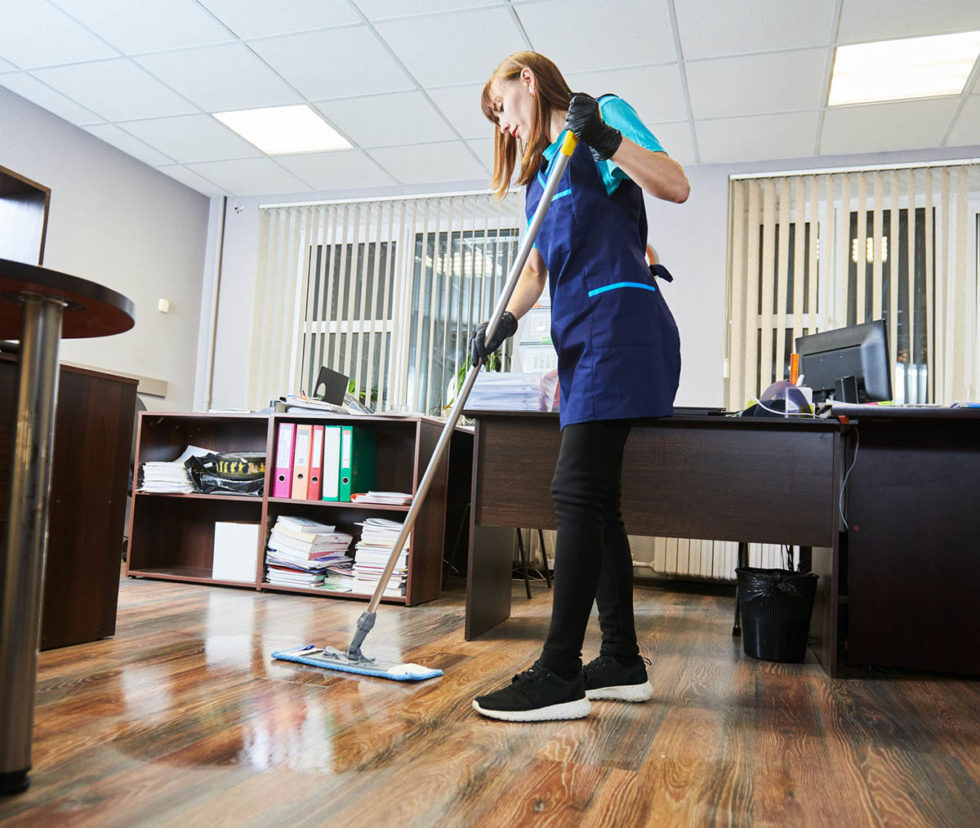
left=465, top=411, right=847, bottom=675
left=832, top=405, right=980, bottom=675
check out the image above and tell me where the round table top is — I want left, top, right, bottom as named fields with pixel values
left=0, top=257, right=134, bottom=340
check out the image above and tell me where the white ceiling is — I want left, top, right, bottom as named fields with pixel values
left=1, top=0, right=978, bottom=198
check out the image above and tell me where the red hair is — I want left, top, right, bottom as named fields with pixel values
left=481, top=51, right=571, bottom=198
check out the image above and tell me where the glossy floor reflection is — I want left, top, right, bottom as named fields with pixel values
left=2, top=572, right=978, bottom=825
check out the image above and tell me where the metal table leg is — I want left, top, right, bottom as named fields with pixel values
left=0, top=293, right=64, bottom=795
left=732, top=540, right=749, bottom=637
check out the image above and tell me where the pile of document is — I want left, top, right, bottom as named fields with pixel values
left=264, top=515, right=353, bottom=588
left=467, top=371, right=558, bottom=412
left=352, top=517, right=409, bottom=597
left=139, top=445, right=211, bottom=493
left=317, top=559, right=356, bottom=592
left=350, top=491, right=413, bottom=506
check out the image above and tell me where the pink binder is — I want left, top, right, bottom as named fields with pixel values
left=273, top=422, right=296, bottom=498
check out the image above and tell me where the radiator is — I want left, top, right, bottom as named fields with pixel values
left=520, top=532, right=795, bottom=583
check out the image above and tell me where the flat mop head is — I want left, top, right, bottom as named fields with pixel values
left=272, top=645, right=443, bottom=682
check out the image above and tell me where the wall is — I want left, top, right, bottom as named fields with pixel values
left=0, top=87, right=210, bottom=411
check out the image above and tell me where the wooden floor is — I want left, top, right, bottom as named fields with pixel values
left=2, top=573, right=979, bottom=826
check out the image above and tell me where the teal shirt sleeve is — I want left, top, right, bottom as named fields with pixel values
left=597, top=95, right=665, bottom=196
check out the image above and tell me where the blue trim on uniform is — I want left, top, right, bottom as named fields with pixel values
left=551, top=187, right=572, bottom=201
left=587, top=281, right=657, bottom=298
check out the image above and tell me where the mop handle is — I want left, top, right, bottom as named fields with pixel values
left=354, top=131, right=578, bottom=629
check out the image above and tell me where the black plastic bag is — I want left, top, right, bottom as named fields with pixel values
left=185, top=452, right=265, bottom=496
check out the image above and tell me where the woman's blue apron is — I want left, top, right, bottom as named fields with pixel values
left=526, top=134, right=681, bottom=428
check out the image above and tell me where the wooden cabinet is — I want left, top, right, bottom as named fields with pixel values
left=126, top=412, right=452, bottom=606
left=1, top=354, right=137, bottom=650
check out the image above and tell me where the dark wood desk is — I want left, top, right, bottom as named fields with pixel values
left=464, top=411, right=847, bottom=676
left=833, top=405, right=980, bottom=676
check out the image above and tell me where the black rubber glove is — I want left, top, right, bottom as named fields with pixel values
left=566, top=93, right=622, bottom=161
left=469, top=310, right=518, bottom=366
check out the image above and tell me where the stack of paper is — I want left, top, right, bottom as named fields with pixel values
left=467, top=371, right=554, bottom=411
left=139, top=445, right=211, bottom=493
left=264, top=515, right=353, bottom=587
left=352, top=517, right=409, bottom=596
left=350, top=491, right=413, bottom=505
left=317, top=559, right=356, bottom=592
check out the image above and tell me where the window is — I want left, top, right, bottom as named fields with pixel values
left=249, top=192, right=524, bottom=413
left=727, top=164, right=979, bottom=409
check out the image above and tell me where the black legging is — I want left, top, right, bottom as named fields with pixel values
left=539, top=419, right=638, bottom=677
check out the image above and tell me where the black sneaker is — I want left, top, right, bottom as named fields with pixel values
left=472, top=663, right=591, bottom=722
left=583, top=655, right=653, bottom=702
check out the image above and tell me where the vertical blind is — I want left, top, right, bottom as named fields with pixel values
left=247, top=192, right=524, bottom=414
left=726, top=161, right=979, bottom=410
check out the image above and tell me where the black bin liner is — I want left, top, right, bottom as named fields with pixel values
left=185, top=452, right=265, bottom=496
left=736, top=567, right=818, bottom=663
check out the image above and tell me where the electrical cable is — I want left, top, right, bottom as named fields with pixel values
left=746, top=396, right=816, bottom=418
left=838, top=427, right=860, bottom=529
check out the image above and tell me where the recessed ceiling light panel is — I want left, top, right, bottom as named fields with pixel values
left=829, top=30, right=980, bottom=106
left=214, top=104, right=351, bottom=154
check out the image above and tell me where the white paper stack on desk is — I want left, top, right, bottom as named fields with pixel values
left=467, top=371, right=557, bottom=411
left=352, top=517, right=409, bottom=596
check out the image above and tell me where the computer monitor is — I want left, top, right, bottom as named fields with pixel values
left=795, top=320, right=892, bottom=404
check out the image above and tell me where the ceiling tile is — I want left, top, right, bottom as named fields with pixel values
left=675, top=0, right=836, bottom=59
left=50, top=0, right=233, bottom=54
left=465, top=138, right=493, bottom=175
left=517, top=0, right=676, bottom=74
left=643, top=121, right=696, bottom=166
left=374, top=7, right=526, bottom=87
left=429, top=84, right=492, bottom=140
left=358, top=0, right=506, bottom=20
left=837, top=0, right=980, bottom=45
left=697, top=111, right=820, bottom=164
left=184, top=157, right=310, bottom=196
left=315, top=91, right=456, bottom=148
left=119, top=114, right=262, bottom=163
left=135, top=43, right=302, bottom=112
left=197, top=0, right=360, bottom=39
left=946, top=96, right=980, bottom=147
left=0, top=2, right=118, bottom=68
left=820, top=98, right=961, bottom=155
left=84, top=123, right=176, bottom=166
left=274, top=150, right=399, bottom=190
left=32, top=59, right=198, bottom=121
left=565, top=64, right=688, bottom=124
left=368, top=141, right=487, bottom=185
left=155, top=164, right=230, bottom=196
left=249, top=26, right=413, bottom=99
left=686, top=49, right=828, bottom=119
left=0, top=73, right=104, bottom=124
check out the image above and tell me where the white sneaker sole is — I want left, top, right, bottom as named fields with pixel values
left=472, top=697, right=591, bottom=722
left=585, top=681, right=653, bottom=702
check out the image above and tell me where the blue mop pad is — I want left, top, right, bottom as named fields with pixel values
left=272, top=645, right=442, bottom=682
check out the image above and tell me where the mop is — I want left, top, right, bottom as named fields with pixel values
left=272, top=129, right=579, bottom=681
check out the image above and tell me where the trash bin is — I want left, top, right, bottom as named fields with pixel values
left=736, top=567, right=818, bottom=663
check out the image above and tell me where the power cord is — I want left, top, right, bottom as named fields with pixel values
left=746, top=396, right=816, bottom=418
left=839, top=427, right=860, bottom=529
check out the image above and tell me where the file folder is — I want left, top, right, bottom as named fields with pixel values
left=321, top=424, right=342, bottom=501
left=339, top=425, right=376, bottom=502
left=272, top=422, right=295, bottom=498
left=291, top=423, right=312, bottom=499
left=308, top=424, right=324, bottom=500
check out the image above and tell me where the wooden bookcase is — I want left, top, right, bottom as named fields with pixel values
left=126, top=411, right=452, bottom=606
